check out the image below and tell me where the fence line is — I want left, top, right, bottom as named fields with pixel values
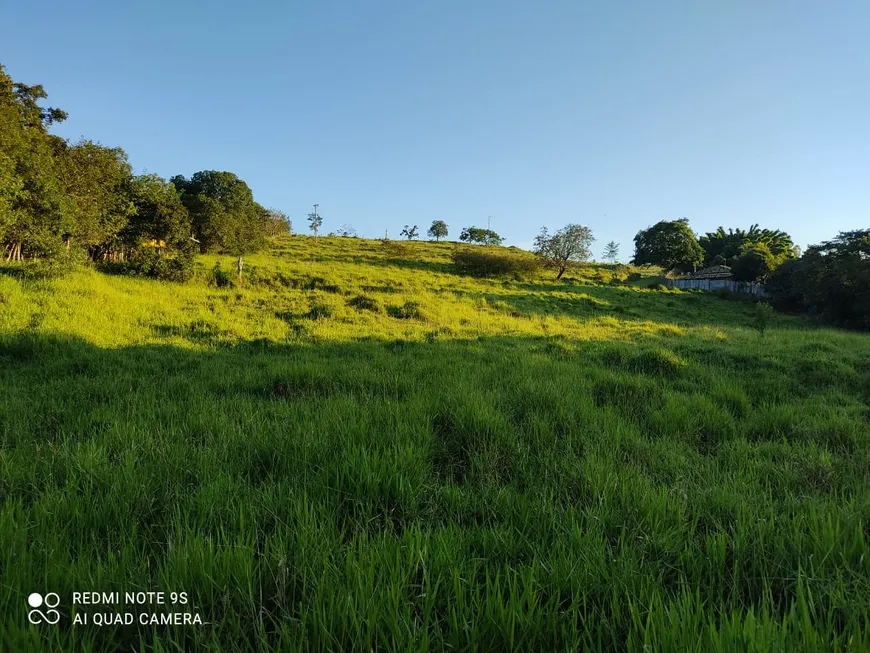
left=665, top=278, right=768, bottom=296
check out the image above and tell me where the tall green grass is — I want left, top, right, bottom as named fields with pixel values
left=1, top=236, right=868, bottom=651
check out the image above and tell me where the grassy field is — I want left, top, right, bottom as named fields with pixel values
left=1, top=235, right=869, bottom=651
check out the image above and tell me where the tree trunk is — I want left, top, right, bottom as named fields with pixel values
left=556, top=265, right=566, bottom=280
left=237, top=255, right=244, bottom=278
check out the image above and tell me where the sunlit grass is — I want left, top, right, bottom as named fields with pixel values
left=1, top=235, right=868, bottom=651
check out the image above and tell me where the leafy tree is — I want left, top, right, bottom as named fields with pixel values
left=172, top=171, right=264, bottom=255
left=334, top=224, right=357, bottom=237
left=122, top=174, right=191, bottom=249
left=57, top=139, right=135, bottom=260
left=262, top=208, right=291, bottom=236
left=699, top=225, right=798, bottom=267
left=400, top=224, right=419, bottom=240
left=0, top=64, right=72, bottom=260
left=731, top=242, right=775, bottom=282
left=767, top=230, right=870, bottom=328
left=632, top=218, right=703, bottom=271
left=123, top=175, right=196, bottom=281
left=307, top=211, right=323, bottom=239
left=428, top=220, right=448, bottom=241
left=603, top=241, right=619, bottom=263
left=533, top=224, right=595, bottom=279
left=459, top=226, right=504, bottom=246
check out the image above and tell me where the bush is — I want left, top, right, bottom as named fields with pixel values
left=753, top=302, right=774, bottom=336
left=296, top=275, right=341, bottom=293
left=381, top=240, right=410, bottom=257
left=210, top=263, right=233, bottom=288
left=307, top=302, right=333, bottom=320
left=451, top=248, right=538, bottom=278
left=347, top=295, right=380, bottom=312
left=387, top=301, right=424, bottom=320
left=104, top=249, right=195, bottom=283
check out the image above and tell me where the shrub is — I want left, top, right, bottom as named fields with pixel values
left=387, top=301, right=424, bottom=320
left=307, top=302, right=333, bottom=320
left=451, top=248, right=538, bottom=278
left=424, top=326, right=456, bottom=343
left=347, top=295, right=380, bottom=313
left=381, top=240, right=410, bottom=257
left=104, top=249, right=195, bottom=283
left=753, top=302, right=774, bottom=336
left=210, top=263, right=233, bottom=288
left=297, top=275, right=341, bottom=293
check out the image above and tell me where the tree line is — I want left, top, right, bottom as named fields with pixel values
left=0, top=64, right=288, bottom=280
left=4, top=64, right=865, bottom=327
left=631, top=218, right=869, bottom=329
left=630, top=218, right=800, bottom=280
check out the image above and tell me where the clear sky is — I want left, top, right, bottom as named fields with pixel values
left=4, top=1, right=868, bottom=256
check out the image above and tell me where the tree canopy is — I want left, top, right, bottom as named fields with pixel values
left=459, top=227, right=504, bottom=246
left=172, top=171, right=265, bottom=255
left=767, top=229, right=870, bottom=329
left=731, top=242, right=776, bottom=282
left=533, top=224, right=595, bottom=279
left=632, top=219, right=704, bottom=271
left=400, top=225, right=419, bottom=240
left=58, top=140, right=136, bottom=258
left=262, top=208, right=291, bottom=237
left=0, top=64, right=276, bottom=270
left=699, top=225, right=797, bottom=267
left=428, top=220, right=448, bottom=241
left=308, top=211, right=323, bottom=239
left=1, top=63, right=72, bottom=259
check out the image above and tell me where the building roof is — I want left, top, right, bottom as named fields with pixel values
left=685, top=265, right=733, bottom=280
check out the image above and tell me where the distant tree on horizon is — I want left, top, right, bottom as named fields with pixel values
left=459, top=226, right=504, bottom=246
left=400, top=224, right=419, bottom=240
left=308, top=211, right=323, bottom=240
left=428, top=220, right=448, bottom=241
left=603, top=241, right=620, bottom=264
left=533, top=224, right=595, bottom=279
left=262, top=208, right=290, bottom=236
left=334, top=224, right=357, bottom=237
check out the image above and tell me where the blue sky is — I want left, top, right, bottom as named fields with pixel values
left=4, top=0, right=868, bottom=257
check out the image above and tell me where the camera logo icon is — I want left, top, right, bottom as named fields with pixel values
left=27, top=592, right=60, bottom=625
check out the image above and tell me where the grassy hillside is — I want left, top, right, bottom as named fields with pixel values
left=1, top=236, right=869, bottom=651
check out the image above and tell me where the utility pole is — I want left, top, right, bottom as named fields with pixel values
left=488, top=215, right=492, bottom=231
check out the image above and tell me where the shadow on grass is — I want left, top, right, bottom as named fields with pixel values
left=465, top=282, right=765, bottom=329
left=0, top=261, right=68, bottom=281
